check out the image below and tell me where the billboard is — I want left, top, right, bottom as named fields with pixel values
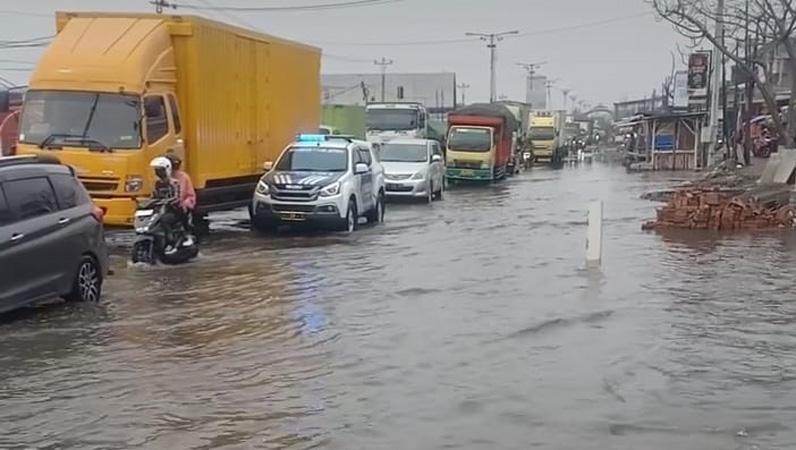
left=688, top=52, right=710, bottom=93
left=673, top=70, right=689, bottom=109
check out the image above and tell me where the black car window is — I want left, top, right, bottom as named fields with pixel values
left=0, top=184, right=13, bottom=225
left=4, top=177, right=58, bottom=220
left=50, top=174, right=90, bottom=210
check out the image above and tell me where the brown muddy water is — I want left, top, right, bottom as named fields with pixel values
left=2, top=162, right=795, bottom=449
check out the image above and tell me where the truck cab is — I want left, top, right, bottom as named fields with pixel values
left=445, top=104, right=517, bottom=182
left=529, top=111, right=562, bottom=164
left=366, top=103, right=428, bottom=142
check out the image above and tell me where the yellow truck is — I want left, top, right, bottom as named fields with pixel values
left=529, top=110, right=565, bottom=164
left=18, top=12, right=321, bottom=226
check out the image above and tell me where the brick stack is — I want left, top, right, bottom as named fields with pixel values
left=643, top=188, right=795, bottom=231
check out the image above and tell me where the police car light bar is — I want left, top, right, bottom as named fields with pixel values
left=297, top=134, right=328, bottom=142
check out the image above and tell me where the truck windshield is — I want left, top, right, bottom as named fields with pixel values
left=276, top=147, right=348, bottom=172
left=19, top=90, right=141, bottom=150
left=367, top=109, right=418, bottom=131
left=530, top=126, right=556, bottom=140
left=380, top=143, right=428, bottom=162
left=448, top=128, right=491, bottom=152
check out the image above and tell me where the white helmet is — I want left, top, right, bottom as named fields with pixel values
left=150, top=156, right=172, bottom=180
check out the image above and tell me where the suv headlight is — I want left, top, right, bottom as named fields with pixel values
left=256, top=180, right=270, bottom=195
left=411, top=171, right=426, bottom=180
left=125, top=176, right=143, bottom=193
left=320, top=182, right=341, bottom=197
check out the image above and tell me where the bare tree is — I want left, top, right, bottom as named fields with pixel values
left=650, top=0, right=796, bottom=144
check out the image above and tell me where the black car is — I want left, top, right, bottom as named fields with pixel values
left=0, top=155, right=109, bottom=313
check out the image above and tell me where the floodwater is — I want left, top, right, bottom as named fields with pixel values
left=2, top=161, right=796, bottom=450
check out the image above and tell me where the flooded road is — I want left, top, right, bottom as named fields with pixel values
left=2, top=162, right=796, bottom=449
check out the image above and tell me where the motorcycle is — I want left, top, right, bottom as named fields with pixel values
left=522, top=151, right=533, bottom=169
left=131, top=198, right=199, bottom=265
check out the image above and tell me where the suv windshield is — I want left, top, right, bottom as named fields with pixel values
left=380, top=143, right=428, bottom=162
left=530, top=126, right=556, bottom=140
left=19, top=90, right=141, bottom=150
left=448, top=128, right=492, bottom=152
left=367, top=109, right=419, bottom=131
left=276, top=147, right=348, bottom=172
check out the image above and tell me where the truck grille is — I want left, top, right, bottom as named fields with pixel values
left=452, top=160, right=482, bottom=169
left=80, top=177, right=119, bottom=192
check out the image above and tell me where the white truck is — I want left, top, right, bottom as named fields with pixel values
left=366, top=103, right=429, bottom=142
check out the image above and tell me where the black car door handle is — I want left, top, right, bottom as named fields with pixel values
left=10, top=233, right=24, bottom=242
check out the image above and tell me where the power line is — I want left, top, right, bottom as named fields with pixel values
left=166, top=0, right=401, bottom=12
left=315, top=12, right=653, bottom=47
left=0, top=10, right=51, bottom=18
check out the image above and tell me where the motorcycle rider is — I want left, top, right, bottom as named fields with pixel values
left=149, top=157, right=185, bottom=253
left=165, top=152, right=196, bottom=236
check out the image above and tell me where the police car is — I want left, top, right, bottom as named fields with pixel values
left=251, top=135, right=385, bottom=233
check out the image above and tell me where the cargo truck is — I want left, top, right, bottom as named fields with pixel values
left=366, top=102, right=428, bottom=142
left=445, top=103, right=518, bottom=182
left=496, top=100, right=531, bottom=173
left=320, top=104, right=366, bottom=139
left=18, top=12, right=321, bottom=226
left=529, top=110, right=566, bottom=164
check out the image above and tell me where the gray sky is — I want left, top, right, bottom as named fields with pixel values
left=0, top=0, right=688, bottom=108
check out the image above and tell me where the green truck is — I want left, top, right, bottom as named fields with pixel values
left=320, top=104, right=366, bottom=139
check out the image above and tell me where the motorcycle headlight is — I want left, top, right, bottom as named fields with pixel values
left=125, top=176, right=143, bottom=193
left=256, top=180, right=270, bottom=195
left=411, top=171, right=426, bottom=180
left=320, top=182, right=341, bottom=197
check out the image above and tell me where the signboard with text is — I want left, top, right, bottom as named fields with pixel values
left=673, top=70, right=689, bottom=109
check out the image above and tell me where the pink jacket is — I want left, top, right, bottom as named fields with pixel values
left=173, top=170, right=196, bottom=211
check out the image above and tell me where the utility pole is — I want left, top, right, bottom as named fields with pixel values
left=516, top=61, right=547, bottom=105
left=457, top=82, right=470, bottom=106
left=374, top=57, right=394, bottom=102
left=708, top=0, right=725, bottom=164
left=545, top=79, right=558, bottom=109
left=743, top=0, right=753, bottom=165
left=466, top=30, right=519, bottom=103
left=150, top=0, right=176, bottom=13
left=561, top=88, right=571, bottom=112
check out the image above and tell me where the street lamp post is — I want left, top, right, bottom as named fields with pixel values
left=466, top=30, right=519, bottom=103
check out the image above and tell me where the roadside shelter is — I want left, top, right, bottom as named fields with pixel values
left=623, top=112, right=706, bottom=170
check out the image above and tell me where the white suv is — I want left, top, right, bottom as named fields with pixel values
left=251, top=135, right=385, bottom=233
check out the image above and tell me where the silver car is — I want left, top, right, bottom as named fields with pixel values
left=380, top=139, right=445, bottom=203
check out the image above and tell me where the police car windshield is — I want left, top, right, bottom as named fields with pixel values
left=276, top=147, right=348, bottom=172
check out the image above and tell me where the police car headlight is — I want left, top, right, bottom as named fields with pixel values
left=320, top=182, right=341, bottom=197
left=256, top=180, right=270, bottom=195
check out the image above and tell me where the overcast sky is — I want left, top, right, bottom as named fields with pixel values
left=0, top=0, right=689, bottom=108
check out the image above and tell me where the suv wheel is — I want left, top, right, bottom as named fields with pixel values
left=65, top=255, right=102, bottom=303
left=340, top=199, right=358, bottom=233
left=367, top=193, right=385, bottom=224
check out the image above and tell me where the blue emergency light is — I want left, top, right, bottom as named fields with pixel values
left=297, top=134, right=328, bottom=142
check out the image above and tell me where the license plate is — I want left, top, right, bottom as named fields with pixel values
left=460, top=169, right=474, bottom=176
left=387, top=183, right=401, bottom=190
left=281, top=212, right=306, bottom=221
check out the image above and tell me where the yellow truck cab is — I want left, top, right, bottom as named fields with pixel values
left=529, top=110, right=564, bottom=164
left=18, top=12, right=320, bottom=226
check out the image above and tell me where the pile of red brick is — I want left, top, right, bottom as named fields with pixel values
left=643, top=188, right=795, bottom=231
